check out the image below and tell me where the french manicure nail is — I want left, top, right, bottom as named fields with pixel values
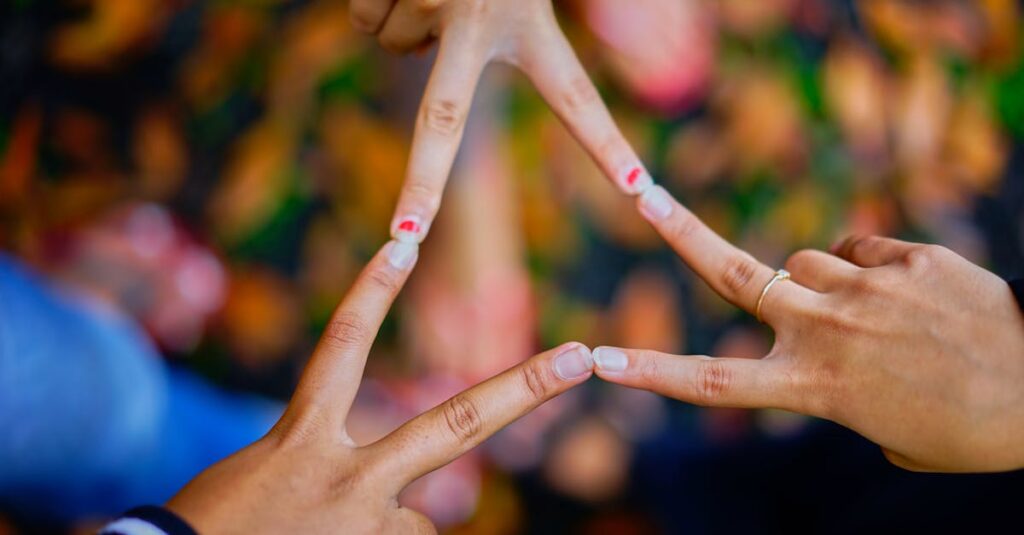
left=639, top=185, right=673, bottom=221
left=593, top=347, right=628, bottom=372
left=554, top=345, right=594, bottom=380
left=386, top=240, right=418, bottom=270
left=393, top=215, right=425, bottom=244
left=622, top=165, right=654, bottom=195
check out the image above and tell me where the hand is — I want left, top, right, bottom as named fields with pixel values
left=349, top=0, right=652, bottom=243
left=592, top=185, right=1024, bottom=473
left=165, top=240, right=595, bottom=533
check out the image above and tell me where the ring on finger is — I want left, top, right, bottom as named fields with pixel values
left=755, top=269, right=790, bottom=323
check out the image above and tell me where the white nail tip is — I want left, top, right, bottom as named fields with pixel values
left=593, top=347, right=628, bottom=372
left=639, top=186, right=673, bottom=221
left=387, top=241, right=418, bottom=269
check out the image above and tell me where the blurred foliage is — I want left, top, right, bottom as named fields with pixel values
left=1, top=0, right=1024, bottom=529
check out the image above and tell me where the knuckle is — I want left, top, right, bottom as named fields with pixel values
left=671, top=209, right=702, bottom=241
left=721, top=256, right=760, bottom=297
left=323, top=312, right=369, bottom=350
left=420, top=99, right=464, bottom=137
left=519, top=360, right=553, bottom=401
left=634, top=353, right=661, bottom=384
left=695, top=359, right=731, bottom=405
left=404, top=180, right=442, bottom=213
left=441, top=394, right=482, bottom=443
left=366, top=265, right=401, bottom=293
left=903, top=246, right=937, bottom=272
left=560, top=76, right=600, bottom=114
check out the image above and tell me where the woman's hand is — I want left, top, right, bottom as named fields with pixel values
left=349, top=0, right=652, bottom=244
left=166, top=240, right=595, bottom=533
left=593, top=185, right=1024, bottom=473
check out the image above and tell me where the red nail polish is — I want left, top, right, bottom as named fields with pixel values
left=626, top=167, right=642, bottom=187
left=621, top=165, right=653, bottom=195
left=394, top=215, right=425, bottom=244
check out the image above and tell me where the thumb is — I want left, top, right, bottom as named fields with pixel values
left=592, top=346, right=799, bottom=410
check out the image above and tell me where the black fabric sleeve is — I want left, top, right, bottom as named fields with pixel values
left=99, top=505, right=199, bottom=535
left=1010, top=279, right=1024, bottom=315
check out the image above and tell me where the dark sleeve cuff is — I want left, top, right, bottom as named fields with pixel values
left=1010, top=279, right=1024, bottom=314
left=99, top=506, right=198, bottom=535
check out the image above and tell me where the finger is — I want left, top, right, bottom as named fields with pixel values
left=350, top=0, right=398, bottom=34
left=635, top=185, right=818, bottom=325
left=367, top=342, right=594, bottom=490
left=388, top=25, right=487, bottom=244
left=882, top=448, right=936, bottom=473
left=377, top=0, right=445, bottom=54
left=286, top=240, right=419, bottom=428
left=519, top=13, right=651, bottom=196
left=829, top=235, right=918, bottom=268
left=592, top=346, right=804, bottom=411
left=783, top=249, right=859, bottom=293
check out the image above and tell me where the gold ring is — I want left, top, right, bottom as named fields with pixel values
left=755, top=269, right=790, bottom=323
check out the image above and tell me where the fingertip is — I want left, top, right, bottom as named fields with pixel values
left=391, top=214, right=428, bottom=244
left=593, top=346, right=630, bottom=374
left=551, top=342, right=594, bottom=381
left=384, top=239, right=419, bottom=270
left=619, top=164, right=654, bottom=196
left=637, top=185, right=674, bottom=223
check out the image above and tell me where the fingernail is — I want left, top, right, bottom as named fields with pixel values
left=386, top=240, right=418, bottom=270
left=593, top=347, right=628, bottom=372
left=554, top=344, right=594, bottom=380
left=622, top=165, right=654, bottom=195
left=393, top=215, right=425, bottom=244
left=639, top=185, right=673, bottom=221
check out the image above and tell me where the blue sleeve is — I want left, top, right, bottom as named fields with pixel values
left=0, top=254, right=168, bottom=519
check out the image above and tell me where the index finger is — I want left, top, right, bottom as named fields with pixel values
left=635, top=185, right=819, bottom=325
left=365, top=342, right=594, bottom=491
left=285, top=240, right=418, bottom=429
left=519, top=10, right=652, bottom=196
left=388, top=24, right=488, bottom=244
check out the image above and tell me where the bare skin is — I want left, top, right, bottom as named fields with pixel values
left=166, top=240, right=595, bottom=533
left=348, top=0, right=652, bottom=242
left=591, top=185, right=1024, bottom=473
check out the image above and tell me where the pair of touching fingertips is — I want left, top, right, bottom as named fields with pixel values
left=392, top=214, right=427, bottom=244
left=617, top=164, right=674, bottom=221
left=592, top=346, right=629, bottom=372
left=388, top=215, right=425, bottom=269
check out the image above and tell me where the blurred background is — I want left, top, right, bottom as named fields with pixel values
left=2, top=0, right=1024, bottom=533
